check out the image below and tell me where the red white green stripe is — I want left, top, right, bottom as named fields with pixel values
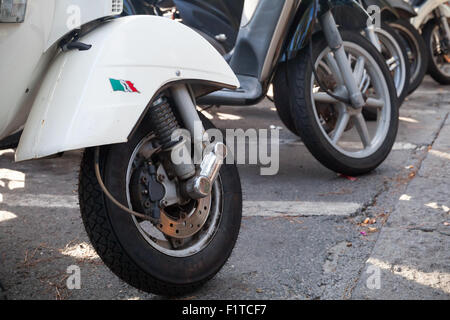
left=109, top=78, right=140, bottom=93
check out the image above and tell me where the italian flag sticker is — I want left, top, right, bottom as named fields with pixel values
left=109, top=78, right=140, bottom=93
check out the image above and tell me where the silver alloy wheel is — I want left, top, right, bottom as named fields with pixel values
left=390, top=22, right=421, bottom=83
left=311, top=41, right=391, bottom=158
left=374, top=27, right=407, bottom=98
left=430, top=23, right=450, bottom=77
left=126, top=135, right=223, bottom=258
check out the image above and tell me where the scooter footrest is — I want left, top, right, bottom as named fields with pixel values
left=197, top=75, right=262, bottom=106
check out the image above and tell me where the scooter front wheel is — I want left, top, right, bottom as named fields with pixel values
left=287, top=31, right=398, bottom=176
left=363, top=22, right=410, bottom=121
left=78, top=113, right=242, bottom=295
left=373, top=23, right=410, bottom=104
left=423, top=18, right=450, bottom=85
left=389, top=19, right=429, bottom=94
left=273, top=61, right=300, bottom=136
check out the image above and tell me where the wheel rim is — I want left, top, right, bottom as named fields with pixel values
left=390, top=23, right=421, bottom=83
left=311, top=41, right=391, bottom=159
left=430, top=22, right=450, bottom=77
left=125, top=134, right=223, bottom=258
left=375, top=27, right=407, bottom=98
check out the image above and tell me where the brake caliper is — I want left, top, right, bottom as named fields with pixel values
left=130, top=161, right=165, bottom=220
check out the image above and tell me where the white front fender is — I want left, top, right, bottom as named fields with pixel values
left=15, top=15, right=239, bottom=161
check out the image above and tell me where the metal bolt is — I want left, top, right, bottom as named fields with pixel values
left=159, top=200, right=168, bottom=207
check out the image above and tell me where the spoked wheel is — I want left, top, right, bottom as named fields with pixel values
left=363, top=23, right=410, bottom=120
left=287, top=31, right=398, bottom=176
left=389, top=19, right=429, bottom=94
left=423, top=18, right=450, bottom=85
left=78, top=112, right=242, bottom=295
left=375, top=23, right=410, bottom=104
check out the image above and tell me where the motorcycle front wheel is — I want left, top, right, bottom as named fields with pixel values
left=273, top=61, right=299, bottom=135
left=423, top=18, right=450, bottom=85
left=363, top=23, right=410, bottom=121
left=374, top=23, right=410, bottom=105
left=286, top=31, right=399, bottom=176
left=389, top=19, right=429, bottom=94
left=78, top=113, right=242, bottom=295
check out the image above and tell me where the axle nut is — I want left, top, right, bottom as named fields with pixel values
left=186, top=176, right=211, bottom=199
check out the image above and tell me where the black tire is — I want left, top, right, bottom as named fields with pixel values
left=0, top=281, right=7, bottom=300
left=288, top=31, right=399, bottom=176
left=379, top=22, right=411, bottom=105
left=423, top=19, right=450, bottom=85
left=273, top=61, right=300, bottom=136
left=363, top=22, right=410, bottom=121
left=0, top=130, right=22, bottom=150
left=389, top=19, right=429, bottom=94
left=78, top=112, right=242, bottom=296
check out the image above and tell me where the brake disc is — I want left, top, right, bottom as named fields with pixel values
left=130, top=158, right=212, bottom=239
left=157, top=195, right=211, bottom=239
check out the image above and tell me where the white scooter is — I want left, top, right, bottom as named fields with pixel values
left=411, top=0, right=450, bottom=84
left=0, top=0, right=242, bottom=295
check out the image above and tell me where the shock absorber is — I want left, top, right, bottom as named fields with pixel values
left=147, top=96, right=179, bottom=148
left=147, top=95, right=196, bottom=181
left=149, top=86, right=228, bottom=201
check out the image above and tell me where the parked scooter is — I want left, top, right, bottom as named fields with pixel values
left=123, top=0, right=400, bottom=176
left=169, top=0, right=412, bottom=102
left=159, top=0, right=418, bottom=101
left=352, top=1, right=409, bottom=106
left=384, top=0, right=429, bottom=93
left=194, top=0, right=399, bottom=176
left=0, top=0, right=242, bottom=295
left=410, top=0, right=450, bottom=84
left=141, top=0, right=400, bottom=175
left=351, top=0, right=413, bottom=121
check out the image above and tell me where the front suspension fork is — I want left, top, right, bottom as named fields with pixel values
left=319, top=10, right=365, bottom=109
left=170, top=84, right=226, bottom=199
left=365, top=24, right=382, bottom=52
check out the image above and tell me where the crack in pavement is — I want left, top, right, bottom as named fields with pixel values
left=350, top=111, right=450, bottom=299
left=329, top=111, right=450, bottom=300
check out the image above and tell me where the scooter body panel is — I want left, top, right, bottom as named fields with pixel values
left=44, top=0, right=124, bottom=51
left=284, top=0, right=369, bottom=59
left=0, top=0, right=55, bottom=139
left=173, top=0, right=244, bottom=53
left=411, top=0, right=450, bottom=28
left=15, top=15, right=239, bottom=161
left=0, top=0, right=122, bottom=140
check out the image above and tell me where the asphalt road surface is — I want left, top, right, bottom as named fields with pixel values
left=0, top=77, right=449, bottom=300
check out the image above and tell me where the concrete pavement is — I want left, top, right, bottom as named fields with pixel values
left=353, top=114, right=450, bottom=299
